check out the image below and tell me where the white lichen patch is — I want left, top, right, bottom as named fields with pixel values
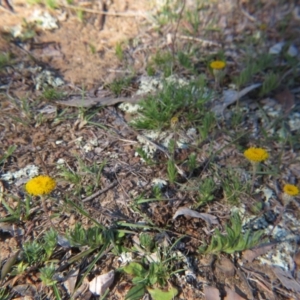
left=119, top=102, right=142, bottom=113
left=234, top=201, right=299, bottom=271
left=288, top=112, right=300, bottom=131
left=36, top=70, right=64, bottom=90
left=30, top=10, right=58, bottom=30
left=259, top=238, right=294, bottom=270
left=83, top=143, right=94, bottom=153
left=136, top=75, right=190, bottom=95
left=82, top=139, right=99, bottom=152
left=56, top=158, right=65, bottom=165
left=152, top=178, right=167, bottom=189
left=261, top=187, right=274, bottom=202
left=257, top=206, right=300, bottom=270
left=1, top=165, right=39, bottom=183
left=118, top=252, right=133, bottom=265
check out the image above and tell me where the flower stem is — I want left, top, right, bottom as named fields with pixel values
left=41, top=196, right=56, bottom=230
left=250, top=163, right=258, bottom=193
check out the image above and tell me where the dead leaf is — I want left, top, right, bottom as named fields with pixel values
left=89, top=270, right=115, bottom=296
left=38, top=105, right=57, bottom=114
left=203, top=286, right=220, bottom=300
left=173, top=207, right=219, bottom=226
left=224, top=287, right=247, bottom=300
left=73, top=277, right=90, bottom=299
left=275, top=88, right=295, bottom=115
left=216, top=257, right=235, bottom=277
left=12, top=284, right=38, bottom=298
left=289, top=163, right=300, bottom=177
left=294, top=251, right=300, bottom=269
left=272, top=266, right=300, bottom=293
left=212, top=83, right=261, bottom=116
left=242, top=243, right=274, bottom=263
left=1, top=250, right=20, bottom=280
left=62, top=268, right=79, bottom=296
left=56, top=95, right=142, bottom=108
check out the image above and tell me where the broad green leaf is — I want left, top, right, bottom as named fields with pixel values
left=147, top=286, right=178, bottom=300
left=123, top=262, right=145, bottom=277
left=125, top=284, right=145, bottom=300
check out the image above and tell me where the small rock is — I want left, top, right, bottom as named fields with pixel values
left=287, top=44, right=298, bottom=57
left=269, top=42, right=285, bottom=54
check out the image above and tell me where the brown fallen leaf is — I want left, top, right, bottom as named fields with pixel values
left=1, top=250, right=20, bottom=280
left=172, top=207, right=219, bottom=226
left=203, top=286, right=221, bottom=300
left=89, top=270, right=115, bottom=296
left=275, top=88, right=295, bottom=115
left=242, top=243, right=275, bottom=263
left=215, top=257, right=235, bottom=277
left=62, top=268, right=79, bottom=296
left=212, top=83, right=261, bottom=116
left=272, top=266, right=300, bottom=293
left=56, top=95, right=142, bottom=108
left=224, top=287, right=247, bottom=300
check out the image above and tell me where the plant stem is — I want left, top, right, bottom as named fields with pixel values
left=250, top=163, right=258, bottom=193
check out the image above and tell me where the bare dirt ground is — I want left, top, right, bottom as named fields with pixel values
left=1, top=0, right=300, bottom=299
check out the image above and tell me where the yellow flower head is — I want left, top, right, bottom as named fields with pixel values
left=244, top=147, right=269, bottom=163
left=210, top=60, right=226, bottom=70
left=25, top=175, right=56, bottom=196
left=170, top=115, right=179, bottom=128
left=283, top=184, right=299, bottom=197
left=259, top=23, right=267, bottom=31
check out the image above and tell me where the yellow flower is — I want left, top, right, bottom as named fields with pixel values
left=244, top=147, right=269, bottom=163
left=259, top=23, right=267, bottom=31
left=170, top=115, right=179, bottom=128
left=210, top=60, right=226, bottom=70
left=25, top=175, right=56, bottom=196
left=283, top=184, right=299, bottom=197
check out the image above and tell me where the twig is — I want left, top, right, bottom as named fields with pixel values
left=61, top=3, right=147, bottom=18
left=177, top=35, right=222, bottom=47
left=171, top=0, right=186, bottom=62
left=239, top=4, right=257, bottom=22
left=82, top=181, right=118, bottom=202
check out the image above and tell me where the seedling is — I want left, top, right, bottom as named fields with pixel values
left=43, top=228, right=58, bottom=259
left=259, top=72, right=279, bottom=96
left=122, top=259, right=178, bottom=300
left=109, top=76, right=133, bottom=96
left=0, top=145, right=17, bottom=166
left=40, top=263, right=61, bottom=299
left=23, top=240, right=44, bottom=265
left=187, top=152, right=197, bottom=174
left=0, top=52, right=12, bottom=69
left=197, top=177, right=216, bottom=206
left=42, top=88, right=65, bottom=101
left=0, top=288, right=9, bottom=300
left=199, top=212, right=264, bottom=254
left=0, top=197, right=22, bottom=222
left=167, top=159, right=177, bottom=184
left=132, top=80, right=211, bottom=130
left=115, top=42, right=124, bottom=60
left=221, top=169, right=248, bottom=205
left=198, top=111, right=216, bottom=141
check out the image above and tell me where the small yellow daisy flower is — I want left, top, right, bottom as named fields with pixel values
left=283, top=184, right=299, bottom=197
left=210, top=60, right=226, bottom=70
left=259, top=23, right=267, bottom=31
left=25, top=175, right=56, bottom=196
left=244, top=147, right=269, bottom=163
left=170, top=115, right=179, bottom=128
